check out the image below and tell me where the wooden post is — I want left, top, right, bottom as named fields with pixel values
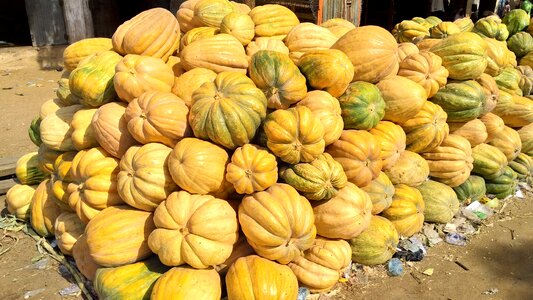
left=465, top=0, right=474, bottom=16
left=62, top=0, right=94, bottom=43
left=317, top=0, right=323, bottom=24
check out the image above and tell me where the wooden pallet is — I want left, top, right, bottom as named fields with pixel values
left=0, top=157, right=18, bottom=195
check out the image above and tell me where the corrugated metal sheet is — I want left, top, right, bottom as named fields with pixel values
left=322, top=0, right=362, bottom=26
left=25, top=0, right=67, bottom=46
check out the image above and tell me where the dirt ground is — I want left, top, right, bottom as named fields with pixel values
left=0, top=46, right=532, bottom=300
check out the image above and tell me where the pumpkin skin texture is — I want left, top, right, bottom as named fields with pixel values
left=349, top=216, right=399, bottom=266
left=117, top=143, right=177, bottom=211
left=168, top=138, right=229, bottom=194
left=67, top=147, right=123, bottom=224
left=398, top=51, right=449, bottom=98
left=297, top=49, right=354, bottom=98
left=28, top=116, right=42, bottom=147
left=172, top=67, right=217, bottom=108
left=488, top=126, right=522, bottom=161
left=517, top=65, right=533, bottom=96
left=151, top=267, right=221, bottom=300
left=220, top=12, right=254, bottom=46
left=288, top=238, right=351, bottom=293
left=392, top=20, right=430, bottom=43
left=72, top=234, right=101, bottom=281
left=249, top=4, right=300, bottom=39
left=15, top=152, right=49, bottom=185
left=421, top=134, right=474, bottom=187
left=246, top=37, right=290, bottom=57
left=397, top=42, right=420, bottom=62
left=494, top=67, right=522, bottom=95
left=484, top=38, right=514, bottom=77
left=112, top=8, right=180, bottom=61
left=381, top=184, right=425, bottom=237
left=249, top=50, right=307, bottom=109
left=69, top=51, right=122, bottom=108
left=338, top=81, right=385, bottom=131
left=94, top=257, right=168, bottom=300
left=475, top=73, right=500, bottom=116
left=189, top=71, right=267, bottom=149
left=194, top=0, right=235, bottom=28
left=180, top=27, right=220, bottom=51
left=284, top=23, right=338, bottom=64
left=448, top=119, right=488, bottom=148
left=369, top=121, right=407, bottom=170
left=507, top=32, right=533, bottom=58
left=416, top=38, right=442, bottom=52
left=175, top=0, right=203, bottom=33
left=6, top=184, right=35, bottom=220
left=214, top=235, right=256, bottom=275
left=518, top=123, right=533, bottom=156
left=385, top=150, right=429, bottom=187
left=71, top=108, right=99, bottom=150
left=473, top=17, right=508, bottom=40
left=430, top=21, right=461, bottom=38
left=331, top=25, right=399, bottom=83
left=125, top=91, right=190, bottom=147
left=453, top=17, right=474, bottom=32
left=57, top=71, right=80, bottom=105
left=509, top=153, right=533, bottom=179
left=312, top=182, right=372, bottom=239
left=238, top=183, right=316, bottom=264
left=503, top=9, right=530, bottom=36
left=114, top=54, right=174, bottom=103
left=485, top=166, right=518, bottom=199
left=30, top=180, right=61, bottom=237
left=37, top=144, right=63, bottom=174
left=54, top=212, right=85, bottom=255
left=40, top=104, right=83, bottom=152
left=377, top=76, right=427, bottom=124
left=416, top=180, right=460, bottom=223
left=453, top=175, right=486, bottom=203
left=280, top=153, right=347, bottom=201
left=479, top=113, right=505, bottom=143
left=321, top=18, right=356, bottom=38
left=92, top=102, right=138, bottom=158
left=166, top=56, right=185, bottom=77
left=63, top=37, right=113, bottom=71
left=40, top=98, right=65, bottom=120
left=492, top=93, right=533, bottom=128
left=430, top=80, right=487, bottom=122
left=429, top=32, right=488, bottom=80
left=148, top=191, right=238, bottom=268
left=226, top=144, right=278, bottom=194
left=263, top=106, right=325, bottom=164
left=361, top=172, right=395, bottom=215
left=50, top=151, right=77, bottom=210
left=472, top=143, right=509, bottom=180
left=326, top=130, right=382, bottom=187
left=296, top=91, right=343, bottom=145
left=225, top=255, right=298, bottom=300
left=180, top=34, right=249, bottom=74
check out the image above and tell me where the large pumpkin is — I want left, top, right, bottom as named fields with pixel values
left=485, top=166, right=518, bottom=199
left=471, top=143, right=509, bottom=180
left=226, top=144, right=278, bottom=194
left=284, top=23, right=338, bottom=63
left=220, top=12, right=254, bottom=46
left=384, top=150, right=429, bottom=187
left=331, top=25, right=399, bottom=83
left=112, top=8, right=180, bottom=61
left=168, top=138, right=229, bottom=194
left=54, top=212, right=85, bottom=255
left=71, top=108, right=99, bottom=150
left=376, top=75, right=427, bottom=124
left=6, top=184, right=35, bottom=220
left=453, top=175, right=486, bottom=203
left=193, top=0, right=235, bottom=28
left=416, top=180, right=460, bottom=223
left=151, top=267, right=221, bottom=300
left=189, top=71, right=267, bottom=149
left=296, top=90, right=343, bottom=145
left=492, top=93, right=533, bottom=128
left=92, top=102, right=138, bottom=158
left=349, top=216, right=399, bottom=266
left=238, top=183, right=316, bottom=264
left=479, top=113, right=505, bottom=143
left=397, top=51, right=448, bottom=98
left=473, top=17, right=508, bottom=40
left=430, top=80, right=487, bottom=122
left=312, top=182, right=372, bottom=239
left=40, top=104, right=83, bottom=151
left=487, top=126, right=522, bottom=161
left=503, top=9, right=530, bottom=36
left=381, top=184, right=425, bottom=237
left=369, top=121, right=407, bottom=170
left=507, top=32, right=533, bottom=58
left=30, top=180, right=61, bottom=237
left=63, top=37, right=113, bottom=71
left=148, top=191, right=238, bottom=268
left=361, top=172, right=395, bottom=215
left=171, top=67, right=217, bottom=107
left=448, top=119, right=487, bottom=148
left=326, top=130, right=382, bottom=187
left=338, top=81, right=385, bottom=130
left=249, top=4, right=299, bottom=39
left=518, top=123, right=533, bottom=156
left=401, top=101, right=449, bottom=153
left=72, top=234, right=101, bottom=281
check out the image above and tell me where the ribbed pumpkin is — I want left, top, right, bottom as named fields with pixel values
left=494, top=67, right=523, bottom=95
left=148, top=191, right=238, bottom=268
left=263, top=106, right=325, bottom=164
left=39, top=98, right=64, bottom=120
left=507, top=32, right=533, bottom=58
left=397, top=51, right=448, bottom=98
left=284, top=23, right=338, bottom=63
left=416, top=38, right=442, bottom=51
left=50, top=151, right=77, bottom=210
left=321, top=18, right=355, bottom=38
left=453, top=17, right=474, bottom=32
left=369, top=121, right=407, bottom=170
left=509, top=152, right=533, bottom=179
left=180, top=27, right=219, bottom=50
left=385, top=150, right=429, bottom=187
left=92, top=102, right=138, bottom=158
left=361, top=172, right=395, bottom=215
left=488, top=126, right=522, bottom=161
left=296, top=90, right=343, bottom=145
left=479, top=113, right=505, bottom=143
left=430, top=21, right=460, bottom=38
left=485, top=166, right=518, bottom=199
left=349, top=216, right=399, bottom=266
left=54, top=212, right=85, bottom=255
left=238, top=183, right=316, bottom=264
left=171, top=67, right=217, bottom=107
left=381, top=184, right=425, bottom=237
left=69, top=51, right=122, bottom=107
left=63, top=38, right=113, bottom=71
left=430, top=32, right=488, bottom=80
left=180, top=34, right=249, bottom=73
left=246, top=37, right=290, bottom=57
left=113, top=55, right=174, bottom=103
left=430, top=80, right=486, bottom=122
left=392, top=20, right=430, bottom=42
left=448, top=119, right=488, bottom=147
left=453, top=175, right=486, bottom=203
left=225, top=255, right=298, bottom=300
left=168, top=138, right=229, bottom=194
left=72, top=234, right=101, bottom=281
left=112, top=8, right=180, bottom=61
left=473, top=17, right=508, bottom=40
left=71, top=108, right=99, bottom=150
left=517, top=65, right=533, bottom=96
left=484, top=38, right=514, bottom=77
left=331, top=25, right=399, bottom=83
left=338, top=81, right=385, bottom=130
left=377, top=75, right=427, bottom=124
left=249, top=4, right=300, bottom=39
left=416, top=180, right=460, bottom=223
left=37, top=144, right=63, bottom=174
left=6, top=184, right=35, bottom=220
left=288, top=238, right=351, bottom=293
left=226, top=144, right=278, bottom=194
left=326, top=130, right=382, bottom=187
left=280, top=153, right=347, bottom=201
left=40, top=104, right=83, bottom=151
left=518, top=123, right=533, bottom=156
left=151, top=267, right=221, bottom=300
left=472, top=143, right=509, bottom=180
left=220, top=13, right=254, bottom=46
left=28, top=116, right=42, bottom=147
left=194, top=0, right=235, bottom=28
left=492, top=93, right=533, bottom=128
left=249, top=50, right=307, bottom=109
left=397, top=42, right=420, bottom=62
left=125, top=91, right=190, bottom=147
left=426, top=16, right=443, bottom=26
left=57, top=71, right=81, bottom=105
left=475, top=73, right=499, bottom=115
left=117, top=143, right=176, bottom=211
left=94, top=257, right=168, bottom=300
left=30, top=180, right=61, bottom=237
left=401, top=101, right=449, bottom=153
left=312, top=182, right=372, bottom=239
left=214, top=236, right=255, bottom=275
left=15, top=152, right=49, bottom=185
left=67, top=147, right=123, bottom=223
left=520, top=51, right=533, bottom=68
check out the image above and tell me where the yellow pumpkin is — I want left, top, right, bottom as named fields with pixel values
left=171, top=67, right=217, bottom=108
left=349, top=215, right=399, bottom=266
left=429, top=21, right=461, bottom=38
left=194, top=0, right=235, bottom=28
left=376, top=76, right=427, bottom=124
left=284, top=23, right=338, bottom=64
left=40, top=105, right=83, bottom=151
left=397, top=51, right=449, bottom=98
left=166, top=55, right=185, bottom=77
left=475, top=73, right=499, bottom=115
left=175, top=0, right=203, bottom=33
left=401, top=101, right=449, bottom=153
left=30, top=180, right=62, bottom=237
left=220, top=12, right=254, bottom=46
left=479, top=112, right=505, bottom=143
left=71, top=108, right=99, bottom=150
left=488, top=126, right=522, bottom=161
left=6, top=184, right=36, bottom=220
left=180, top=27, right=219, bottom=50
left=92, top=102, right=138, bottom=158
left=321, top=18, right=356, bottom=38
left=361, top=172, right=395, bottom=215
left=50, top=151, right=77, bottom=211
left=246, top=37, right=290, bottom=57
left=392, top=20, right=430, bottom=42
left=369, top=121, right=407, bottom=170
left=249, top=4, right=300, bottom=39
left=72, top=234, right=101, bottom=281
left=448, top=119, right=488, bottom=147
left=296, top=90, right=343, bottom=145
left=385, top=150, right=429, bottom=187
left=151, top=267, right=221, bottom=300
left=39, top=98, right=65, bottom=120
left=397, top=42, right=420, bottom=62
left=37, top=144, right=63, bottom=174
left=54, top=212, right=85, bottom=255
left=381, top=184, right=425, bottom=237
left=63, top=38, right=113, bottom=71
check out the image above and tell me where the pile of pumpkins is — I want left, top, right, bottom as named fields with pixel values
left=5, top=0, right=533, bottom=298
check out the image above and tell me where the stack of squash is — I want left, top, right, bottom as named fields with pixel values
left=5, top=1, right=533, bottom=299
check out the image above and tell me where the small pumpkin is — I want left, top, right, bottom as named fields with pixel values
left=502, top=9, right=530, bottom=36
left=509, top=153, right=533, bottom=179
left=381, top=184, right=425, bottom=237
left=39, top=98, right=65, bottom=120
left=249, top=4, right=299, bottom=39
left=6, top=184, right=35, bottom=220
left=220, top=12, right=254, bottom=46
left=453, top=17, right=474, bottom=32
left=175, top=0, right=203, bottom=33
left=471, top=143, right=509, bottom=180
left=507, top=32, right=533, bottom=58
left=401, top=101, right=449, bottom=153
left=453, top=175, right=487, bottom=203
left=392, top=20, right=430, bottom=42
left=50, top=151, right=77, bottom=210
left=180, top=27, right=220, bottom=50
left=296, top=90, right=343, bottom=145
left=448, top=119, right=488, bottom=148
left=416, top=180, right=460, bottom=224
left=54, top=212, right=85, bottom=255
left=349, top=216, right=399, bottom=266
left=92, top=102, right=138, bottom=158
left=397, top=51, right=448, bottom=98
left=492, top=93, right=533, bottom=128
left=30, top=180, right=62, bottom=237
left=361, top=172, right=395, bottom=215
left=384, top=150, right=429, bottom=187
left=37, top=144, right=63, bottom=174
left=28, top=116, right=42, bottom=147
left=376, top=75, right=427, bottom=124
left=151, top=267, right=221, bottom=300
left=484, top=38, right=514, bottom=77
left=338, top=81, right=385, bottom=130
left=494, top=67, right=523, bottom=95
left=194, top=0, right=235, bottom=28
left=369, top=121, right=407, bottom=170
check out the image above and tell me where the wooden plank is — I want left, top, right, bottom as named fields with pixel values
left=0, top=157, right=17, bottom=178
left=62, top=0, right=94, bottom=43
left=0, top=178, right=17, bottom=195
left=24, top=0, right=68, bottom=46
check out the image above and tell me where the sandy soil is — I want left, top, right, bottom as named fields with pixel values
left=0, top=46, right=532, bottom=300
